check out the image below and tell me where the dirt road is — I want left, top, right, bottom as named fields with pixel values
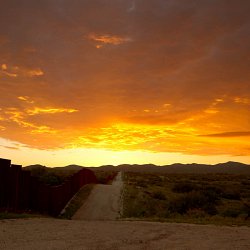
left=73, top=171, right=123, bottom=220
left=0, top=218, right=250, bottom=250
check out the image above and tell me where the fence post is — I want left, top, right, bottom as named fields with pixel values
left=9, top=164, right=22, bottom=211
left=19, top=170, right=31, bottom=211
left=30, top=176, right=39, bottom=211
left=0, top=158, right=11, bottom=209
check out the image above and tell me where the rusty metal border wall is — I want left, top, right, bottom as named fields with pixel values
left=0, top=158, right=97, bottom=216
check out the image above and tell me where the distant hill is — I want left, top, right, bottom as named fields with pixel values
left=23, top=164, right=84, bottom=177
left=53, top=165, right=83, bottom=171
left=24, top=164, right=47, bottom=171
left=23, top=164, right=85, bottom=186
left=23, top=164, right=83, bottom=172
left=24, top=161, right=250, bottom=174
left=93, top=161, right=250, bottom=174
left=23, top=164, right=48, bottom=176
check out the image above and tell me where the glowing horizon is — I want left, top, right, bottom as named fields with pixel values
left=1, top=137, right=250, bottom=167
left=0, top=1, right=250, bottom=167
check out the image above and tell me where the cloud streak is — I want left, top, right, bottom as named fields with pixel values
left=87, top=33, right=132, bottom=48
left=201, top=131, right=250, bottom=138
left=26, top=107, right=78, bottom=115
left=0, top=64, right=44, bottom=78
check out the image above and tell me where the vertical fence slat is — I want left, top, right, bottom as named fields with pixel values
left=30, top=176, right=39, bottom=211
left=0, top=159, right=11, bottom=209
left=9, top=164, right=22, bottom=211
left=19, top=171, right=31, bottom=211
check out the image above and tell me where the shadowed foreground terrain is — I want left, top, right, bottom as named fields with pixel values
left=0, top=218, right=250, bottom=250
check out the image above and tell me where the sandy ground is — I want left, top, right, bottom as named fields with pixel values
left=73, top=171, right=123, bottom=220
left=0, top=218, right=250, bottom=250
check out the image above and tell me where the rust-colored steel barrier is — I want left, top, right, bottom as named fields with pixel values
left=0, top=158, right=97, bottom=216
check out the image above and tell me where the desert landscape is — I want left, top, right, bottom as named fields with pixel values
left=1, top=168, right=250, bottom=249
left=1, top=0, right=250, bottom=249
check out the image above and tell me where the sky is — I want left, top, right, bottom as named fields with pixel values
left=0, top=0, right=250, bottom=167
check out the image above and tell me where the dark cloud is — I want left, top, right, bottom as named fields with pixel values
left=0, top=145, right=20, bottom=150
left=201, top=131, right=250, bottom=138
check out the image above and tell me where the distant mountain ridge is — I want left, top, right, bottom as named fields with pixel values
left=24, top=161, right=250, bottom=174
left=24, top=164, right=83, bottom=171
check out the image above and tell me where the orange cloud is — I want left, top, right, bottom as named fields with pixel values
left=1, top=71, right=18, bottom=77
left=18, top=96, right=34, bottom=104
left=26, top=69, right=44, bottom=77
left=30, top=125, right=57, bottom=134
left=234, top=97, right=250, bottom=105
left=26, top=107, right=78, bottom=115
left=1, top=64, right=7, bottom=70
left=204, top=108, right=219, bottom=114
left=0, top=63, right=44, bottom=78
left=0, top=102, right=78, bottom=138
left=64, top=122, right=249, bottom=156
left=87, top=33, right=132, bottom=46
left=201, top=131, right=250, bottom=137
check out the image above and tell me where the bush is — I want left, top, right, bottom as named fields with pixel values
left=201, top=186, right=221, bottom=204
left=39, top=173, right=62, bottom=186
left=172, top=182, right=198, bottom=193
left=221, top=188, right=241, bottom=200
left=187, top=208, right=207, bottom=218
left=168, top=191, right=217, bottom=214
left=222, top=209, right=242, bottom=218
left=203, top=204, right=218, bottom=215
left=152, top=191, right=166, bottom=200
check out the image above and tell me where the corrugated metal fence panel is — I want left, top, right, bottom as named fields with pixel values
left=0, top=158, right=97, bottom=216
left=0, top=159, right=11, bottom=209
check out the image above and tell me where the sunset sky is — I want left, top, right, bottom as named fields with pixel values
left=0, top=0, right=250, bottom=167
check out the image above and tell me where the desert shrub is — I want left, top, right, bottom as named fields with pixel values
left=203, top=204, right=218, bottom=215
left=127, top=199, right=157, bottom=218
left=94, top=171, right=117, bottom=184
left=168, top=191, right=217, bottom=214
left=200, top=186, right=221, bottom=204
left=39, top=173, right=62, bottom=186
left=123, top=172, right=250, bottom=225
left=172, top=182, right=198, bottom=193
left=187, top=208, right=207, bottom=218
left=28, top=166, right=47, bottom=177
left=241, top=180, right=250, bottom=186
left=136, top=180, right=148, bottom=188
left=241, top=189, right=250, bottom=199
left=242, top=201, right=250, bottom=218
left=222, top=209, right=242, bottom=218
left=148, top=175, right=162, bottom=186
left=202, top=185, right=222, bottom=195
left=221, top=188, right=241, bottom=200
left=152, top=191, right=166, bottom=200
